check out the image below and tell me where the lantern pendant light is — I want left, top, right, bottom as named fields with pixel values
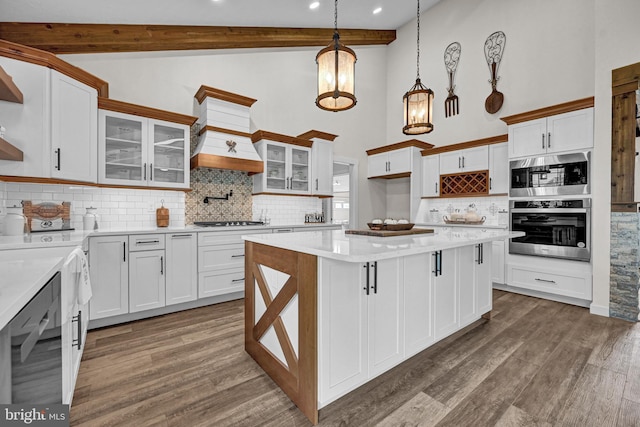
left=403, top=0, right=434, bottom=134
left=315, top=0, right=357, bottom=112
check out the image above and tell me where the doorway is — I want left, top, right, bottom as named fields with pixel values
left=325, top=157, right=358, bottom=228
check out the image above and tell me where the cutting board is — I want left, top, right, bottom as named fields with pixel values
left=346, top=228, right=434, bottom=237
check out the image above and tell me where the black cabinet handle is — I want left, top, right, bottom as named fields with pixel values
left=363, top=263, right=370, bottom=295
left=490, top=177, right=492, bottom=190
left=372, top=261, right=378, bottom=294
left=437, top=251, right=442, bottom=275
left=160, top=256, right=164, bottom=275
left=123, top=242, right=126, bottom=262
left=547, top=132, right=551, bottom=148
left=316, top=178, right=319, bottom=191
left=231, top=254, right=245, bottom=258
left=150, top=163, right=153, bottom=181
left=144, top=163, right=147, bottom=180
left=72, top=311, right=82, bottom=349
left=462, top=156, right=465, bottom=168
left=232, top=278, right=245, bottom=283
left=55, top=148, right=61, bottom=171
left=433, top=252, right=442, bottom=276
left=542, top=133, right=545, bottom=149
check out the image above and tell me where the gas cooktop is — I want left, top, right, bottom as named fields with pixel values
left=194, top=221, right=265, bottom=227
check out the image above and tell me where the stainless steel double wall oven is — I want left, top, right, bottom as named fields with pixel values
left=509, top=151, right=591, bottom=262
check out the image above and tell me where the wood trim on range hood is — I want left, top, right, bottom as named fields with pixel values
left=0, top=23, right=397, bottom=54
left=190, top=154, right=264, bottom=174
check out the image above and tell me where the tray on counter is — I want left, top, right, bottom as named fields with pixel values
left=442, top=216, right=486, bottom=225
left=367, top=222, right=414, bottom=231
left=346, top=228, right=434, bottom=237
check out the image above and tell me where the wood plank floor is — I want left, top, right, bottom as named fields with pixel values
left=70, top=290, right=640, bottom=426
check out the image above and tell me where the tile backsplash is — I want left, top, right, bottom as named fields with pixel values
left=416, top=196, right=509, bottom=226
left=186, top=168, right=253, bottom=223
left=253, top=195, right=322, bottom=226
left=0, top=182, right=185, bottom=232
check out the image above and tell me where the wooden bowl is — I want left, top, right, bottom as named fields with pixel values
left=367, top=223, right=414, bottom=231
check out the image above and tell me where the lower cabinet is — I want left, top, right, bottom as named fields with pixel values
left=88, top=235, right=128, bottom=320
left=319, top=243, right=494, bottom=406
left=129, top=249, right=165, bottom=313
left=166, top=233, right=198, bottom=305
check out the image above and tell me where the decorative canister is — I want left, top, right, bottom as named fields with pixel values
left=156, top=200, right=169, bottom=227
left=83, top=207, right=99, bottom=230
left=3, top=205, right=26, bottom=236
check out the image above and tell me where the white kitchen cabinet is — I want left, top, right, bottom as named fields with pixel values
left=508, top=108, right=594, bottom=158
left=488, top=143, right=508, bottom=194
left=433, top=249, right=458, bottom=340
left=367, top=258, right=404, bottom=377
left=491, top=240, right=506, bottom=285
left=367, top=148, right=412, bottom=178
left=0, top=57, right=98, bottom=182
left=254, top=140, right=311, bottom=194
left=50, top=70, right=98, bottom=183
left=129, top=249, right=165, bottom=313
left=421, top=154, right=440, bottom=197
left=88, top=235, right=128, bottom=320
left=165, top=232, right=198, bottom=305
left=403, top=253, right=434, bottom=358
left=318, top=258, right=402, bottom=402
left=311, top=139, right=333, bottom=196
left=474, top=243, right=493, bottom=316
left=99, top=110, right=190, bottom=189
left=439, top=145, right=488, bottom=175
left=128, top=234, right=166, bottom=313
left=458, top=245, right=478, bottom=328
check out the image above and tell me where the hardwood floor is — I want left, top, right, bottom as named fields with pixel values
left=70, top=290, right=640, bottom=426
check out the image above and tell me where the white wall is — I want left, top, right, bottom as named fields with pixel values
left=61, top=46, right=389, bottom=228
left=591, top=0, right=640, bottom=315
left=385, top=0, right=595, bottom=146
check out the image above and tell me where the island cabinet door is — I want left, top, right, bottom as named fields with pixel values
left=433, top=248, right=459, bottom=341
left=475, top=243, right=493, bottom=315
left=404, top=253, right=434, bottom=358
left=318, top=259, right=368, bottom=406
left=367, top=258, right=404, bottom=378
left=458, top=245, right=478, bottom=328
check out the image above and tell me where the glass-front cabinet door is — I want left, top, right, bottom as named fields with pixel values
left=99, top=111, right=190, bottom=188
left=290, top=147, right=310, bottom=193
left=150, top=119, right=188, bottom=188
left=100, top=111, right=147, bottom=186
left=265, top=142, right=287, bottom=191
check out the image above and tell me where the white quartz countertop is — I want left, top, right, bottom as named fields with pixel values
left=243, top=229, right=524, bottom=263
left=415, top=222, right=508, bottom=230
left=0, top=246, right=77, bottom=330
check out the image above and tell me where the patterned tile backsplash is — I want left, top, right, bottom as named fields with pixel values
left=186, top=168, right=253, bottom=223
left=0, top=182, right=185, bottom=231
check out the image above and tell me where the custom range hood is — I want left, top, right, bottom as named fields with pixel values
left=191, top=85, right=264, bottom=173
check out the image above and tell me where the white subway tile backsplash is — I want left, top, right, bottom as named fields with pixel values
left=0, top=182, right=185, bottom=233
left=252, top=195, right=323, bottom=226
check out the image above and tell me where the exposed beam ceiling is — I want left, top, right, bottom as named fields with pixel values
left=0, top=23, right=396, bottom=54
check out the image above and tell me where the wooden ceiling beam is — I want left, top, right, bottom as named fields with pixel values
left=0, top=23, right=396, bottom=54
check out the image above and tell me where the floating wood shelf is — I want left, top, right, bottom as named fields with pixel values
left=440, top=170, right=489, bottom=197
left=0, top=137, right=24, bottom=161
left=0, top=65, right=23, bottom=103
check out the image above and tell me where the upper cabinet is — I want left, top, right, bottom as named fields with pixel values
left=253, top=131, right=312, bottom=195
left=51, top=70, right=98, bottom=183
left=366, top=140, right=434, bottom=179
left=420, top=135, right=508, bottom=199
left=299, top=130, right=337, bottom=197
left=98, top=98, right=196, bottom=189
left=488, top=142, right=508, bottom=194
left=439, top=145, right=488, bottom=175
left=501, top=98, right=594, bottom=159
left=0, top=55, right=103, bottom=182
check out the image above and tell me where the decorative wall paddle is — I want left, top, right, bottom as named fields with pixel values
left=484, top=31, right=506, bottom=114
left=444, top=42, right=461, bottom=117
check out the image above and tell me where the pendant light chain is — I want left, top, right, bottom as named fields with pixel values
left=416, top=0, right=421, bottom=80
left=334, top=0, right=338, bottom=31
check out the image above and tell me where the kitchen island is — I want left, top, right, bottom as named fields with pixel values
left=242, top=228, right=523, bottom=424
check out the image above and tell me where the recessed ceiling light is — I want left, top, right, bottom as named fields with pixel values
left=310, top=2, right=320, bottom=9
left=373, top=7, right=382, bottom=14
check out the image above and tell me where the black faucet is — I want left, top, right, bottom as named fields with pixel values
left=204, top=190, right=233, bottom=203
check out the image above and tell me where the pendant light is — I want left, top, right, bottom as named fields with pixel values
left=316, top=0, right=357, bottom=112
left=403, top=0, right=434, bottom=134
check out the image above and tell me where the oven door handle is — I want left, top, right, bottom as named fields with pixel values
left=510, top=208, right=588, bottom=214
